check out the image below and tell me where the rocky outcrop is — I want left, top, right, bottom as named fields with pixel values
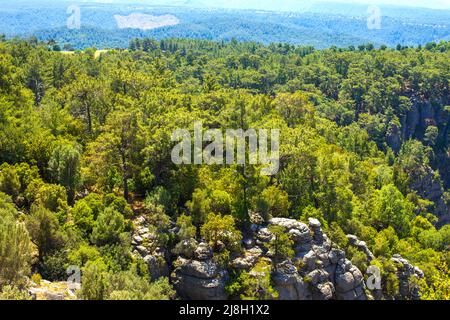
left=391, top=254, right=424, bottom=300
left=334, top=257, right=366, bottom=300
left=347, top=236, right=424, bottom=300
left=132, top=211, right=424, bottom=301
left=231, top=247, right=263, bottom=270
left=28, top=280, right=78, bottom=300
left=272, top=260, right=310, bottom=300
left=347, top=234, right=375, bottom=262
left=409, top=167, right=449, bottom=226
left=394, top=99, right=450, bottom=226
left=132, top=216, right=169, bottom=280
left=250, top=216, right=367, bottom=300
left=171, top=242, right=229, bottom=300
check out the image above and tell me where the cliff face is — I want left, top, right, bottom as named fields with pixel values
left=130, top=214, right=423, bottom=301
left=29, top=215, right=424, bottom=301
left=409, top=167, right=450, bottom=226
left=388, top=98, right=450, bottom=226
left=166, top=217, right=368, bottom=300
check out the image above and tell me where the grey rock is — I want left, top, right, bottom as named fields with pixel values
left=335, top=271, right=355, bottom=292
left=307, top=269, right=328, bottom=286
left=242, top=237, right=255, bottom=249
left=249, top=211, right=265, bottom=225
left=273, top=261, right=310, bottom=300
left=347, top=234, right=375, bottom=262
left=256, top=227, right=273, bottom=244
left=391, top=254, right=423, bottom=300
left=144, top=252, right=169, bottom=280
left=308, top=218, right=321, bottom=229
left=195, top=242, right=213, bottom=261
left=328, top=249, right=344, bottom=264
left=313, top=282, right=334, bottom=300
left=270, top=218, right=309, bottom=233
left=138, top=227, right=150, bottom=236
left=133, top=235, right=143, bottom=244
left=172, top=257, right=228, bottom=300
left=177, top=258, right=220, bottom=279
left=231, top=247, right=263, bottom=270
left=136, top=245, right=149, bottom=256
left=303, top=251, right=319, bottom=270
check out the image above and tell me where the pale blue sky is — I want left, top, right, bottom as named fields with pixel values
left=318, top=0, right=449, bottom=9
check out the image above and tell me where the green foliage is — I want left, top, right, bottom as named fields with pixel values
left=186, top=189, right=211, bottom=225
left=145, top=186, right=172, bottom=213
left=81, top=259, right=175, bottom=300
left=327, top=222, right=349, bottom=249
left=39, top=250, right=69, bottom=281
left=201, top=213, right=242, bottom=254
left=0, top=205, right=32, bottom=288
left=48, top=140, right=81, bottom=205
left=0, top=37, right=450, bottom=299
left=91, top=207, right=126, bottom=246
left=226, top=259, right=278, bottom=300
left=80, top=259, right=110, bottom=300
left=372, top=227, right=399, bottom=257
left=72, top=201, right=95, bottom=236
left=0, top=164, right=20, bottom=200
left=173, top=214, right=197, bottom=258
left=104, top=193, right=133, bottom=219
left=265, top=225, right=294, bottom=264
left=26, top=204, right=65, bottom=261
left=25, top=181, right=69, bottom=223
left=176, top=214, right=197, bottom=240
left=370, top=258, right=400, bottom=299
left=68, top=244, right=101, bottom=268
left=0, top=285, right=32, bottom=300
left=418, top=261, right=450, bottom=300
left=108, top=273, right=175, bottom=300
left=397, top=140, right=431, bottom=172
left=256, top=185, right=291, bottom=220
left=371, top=185, right=414, bottom=236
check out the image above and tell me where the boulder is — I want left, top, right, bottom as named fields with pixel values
left=335, top=259, right=367, bottom=300
left=136, top=245, right=150, bottom=256
left=273, top=261, right=310, bottom=300
left=313, top=282, right=334, bottom=300
left=144, top=251, right=169, bottom=280
left=171, top=257, right=228, bottom=300
left=231, top=247, right=263, bottom=270
left=347, top=234, right=375, bottom=262
left=256, top=227, right=273, bottom=245
left=391, top=254, right=424, bottom=300
left=195, top=242, right=213, bottom=261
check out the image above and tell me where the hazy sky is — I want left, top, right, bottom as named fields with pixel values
left=319, top=0, right=449, bottom=9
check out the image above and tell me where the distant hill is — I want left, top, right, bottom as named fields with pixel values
left=0, top=0, right=449, bottom=49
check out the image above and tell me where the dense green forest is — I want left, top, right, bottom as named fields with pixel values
left=0, top=36, right=449, bottom=300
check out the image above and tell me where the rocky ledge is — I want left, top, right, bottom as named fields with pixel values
left=131, top=213, right=423, bottom=301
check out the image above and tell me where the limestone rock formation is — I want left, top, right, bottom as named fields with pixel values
left=171, top=242, right=229, bottom=300
left=396, top=99, right=450, bottom=226
left=132, top=212, right=425, bottom=301
left=249, top=216, right=367, bottom=300
left=131, top=215, right=170, bottom=280
left=347, top=234, right=375, bottom=262
left=28, top=280, right=78, bottom=300
left=391, top=254, right=424, bottom=300
left=272, top=260, right=310, bottom=300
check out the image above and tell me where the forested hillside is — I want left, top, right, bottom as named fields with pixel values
left=0, top=37, right=449, bottom=300
left=1, top=1, right=449, bottom=49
